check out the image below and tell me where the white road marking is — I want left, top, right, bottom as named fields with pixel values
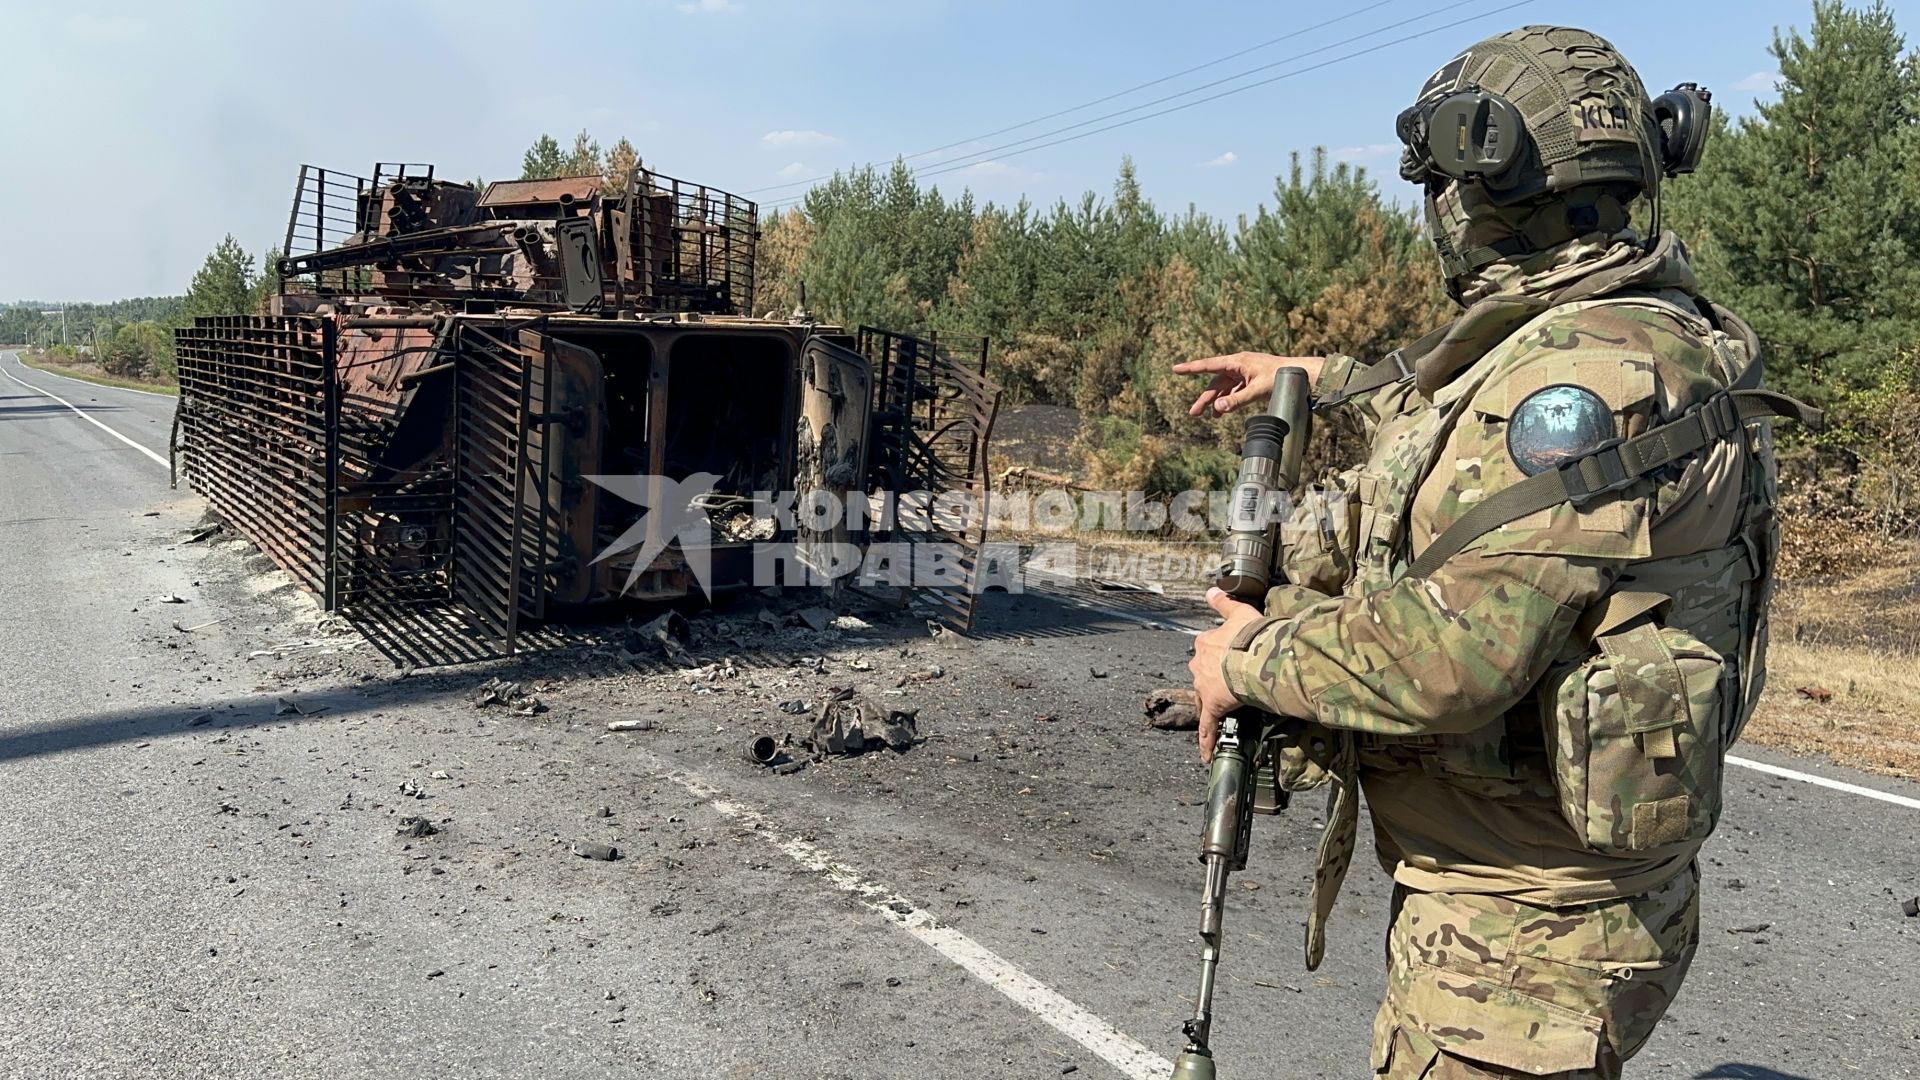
left=1030, top=577, right=1920, bottom=811
left=1, top=355, right=170, bottom=469
left=669, top=772, right=1176, bottom=1080
left=1724, top=755, right=1920, bottom=811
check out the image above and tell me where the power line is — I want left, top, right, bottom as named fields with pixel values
left=884, top=0, right=1488, bottom=183
left=765, top=0, right=1536, bottom=211
left=742, top=0, right=1403, bottom=195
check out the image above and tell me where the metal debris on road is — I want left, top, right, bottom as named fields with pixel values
left=400, top=778, right=428, bottom=799
left=630, top=611, right=693, bottom=665
left=571, top=841, right=620, bottom=861
left=472, top=677, right=544, bottom=715
left=1144, top=688, right=1200, bottom=730
left=397, top=816, right=438, bottom=838
left=794, top=606, right=836, bottom=632
left=606, top=719, right=654, bottom=732
left=680, top=659, right=739, bottom=683
left=746, top=735, right=780, bottom=766
left=806, top=691, right=919, bottom=756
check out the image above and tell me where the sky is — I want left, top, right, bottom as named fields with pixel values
left=0, top=0, right=1911, bottom=302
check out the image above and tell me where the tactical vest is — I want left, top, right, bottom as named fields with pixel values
left=1291, top=269, right=1818, bottom=969
left=1361, top=289, right=1807, bottom=819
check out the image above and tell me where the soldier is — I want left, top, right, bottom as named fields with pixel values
left=1177, top=26, right=1815, bottom=1080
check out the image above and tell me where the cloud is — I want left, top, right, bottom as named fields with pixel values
left=1198, top=151, right=1238, bottom=168
left=1332, top=143, right=1399, bottom=162
left=1734, top=70, right=1781, bottom=92
left=676, top=0, right=736, bottom=12
left=761, top=129, right=842, bottom=149
left=776, top=162, right=814, bottom=179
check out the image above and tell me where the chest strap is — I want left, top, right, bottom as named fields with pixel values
left=1404, top=387, right=1820, bottom=580
left=1312, top=323, right=1450, bottom=411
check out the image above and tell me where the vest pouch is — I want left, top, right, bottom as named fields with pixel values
left=1545, top=617, right=1726, bottom=854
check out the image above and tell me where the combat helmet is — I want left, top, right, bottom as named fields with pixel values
left=1394, top=25, right=1713, bottom=298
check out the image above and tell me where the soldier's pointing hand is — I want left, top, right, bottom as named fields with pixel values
left=1175, top=352, right=1326, bottom=416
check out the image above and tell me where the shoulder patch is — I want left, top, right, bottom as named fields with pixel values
left=1506, top=384, right=1616, bottom=476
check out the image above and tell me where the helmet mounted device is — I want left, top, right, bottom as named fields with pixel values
left=1397, top=86, right=1526, bottom=183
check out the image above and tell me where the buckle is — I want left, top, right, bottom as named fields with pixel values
left=1673, top=391, right=1742, bottom=444
left=1556, top=439, right=1634, bottom=506
left=1388, top=349, right=1414, bottom=381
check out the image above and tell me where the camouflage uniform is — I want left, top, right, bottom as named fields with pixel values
left=1212, top=27, right=1803, bottom=1079
left=1224, top=235, right=1761, bottom=1079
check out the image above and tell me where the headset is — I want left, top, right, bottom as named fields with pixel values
left=1651, top=82, right=1714, bottom=175
left=1397, top=82, right=1715, bottom=185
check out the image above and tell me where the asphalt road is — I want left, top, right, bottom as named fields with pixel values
left=0, top=347, right=1913, bottom=1080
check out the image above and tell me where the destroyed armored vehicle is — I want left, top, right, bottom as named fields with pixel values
left=174, top=162, right=999, bottom=663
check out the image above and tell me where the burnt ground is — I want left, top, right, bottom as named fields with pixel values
left=3, top=350, right=1917, bottom=1080
left=989, top=403, right=1083, bottom=478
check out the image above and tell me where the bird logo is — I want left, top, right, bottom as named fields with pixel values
left=585, top=472, right=722, bottom=598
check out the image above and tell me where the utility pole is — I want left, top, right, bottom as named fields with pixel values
left=61, top=303, right=68, bottom=347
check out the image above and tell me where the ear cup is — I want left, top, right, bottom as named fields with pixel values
left=1652, top=83, right=1713, bottom=176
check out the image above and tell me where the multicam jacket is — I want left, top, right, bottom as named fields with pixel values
left=1218, top=232, right=1794, bottom=968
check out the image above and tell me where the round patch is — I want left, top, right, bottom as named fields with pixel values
left=1506, top=384, right=1616, bottom=476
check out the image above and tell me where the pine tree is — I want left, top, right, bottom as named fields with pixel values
left=1667, top=0, right=1920, bottom=402
left=562, top=130, right=603, bottom=177
left=253, top=247, right=285, bottom=311
left=183, top=235, right=257, bottom=320
left=754, top=208, right=816, bottom=318
left=520, top=134, right=564, bottom=180
left=603, top=138, right=640, bottom=195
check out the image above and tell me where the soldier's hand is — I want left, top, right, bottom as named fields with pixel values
left=1174, top=353, right=1326, bottom=417
left=1190, top=587, right=1265, bottom=762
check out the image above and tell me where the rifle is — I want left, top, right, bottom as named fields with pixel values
left=1172, top=366, right=1312, bottom=1080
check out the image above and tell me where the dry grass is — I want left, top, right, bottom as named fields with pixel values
left=1744, top=538, right=1920, bottom=779
left=17, top=351, right=179, bottom=396
left=1748, top=640, right=1920, bottom=779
